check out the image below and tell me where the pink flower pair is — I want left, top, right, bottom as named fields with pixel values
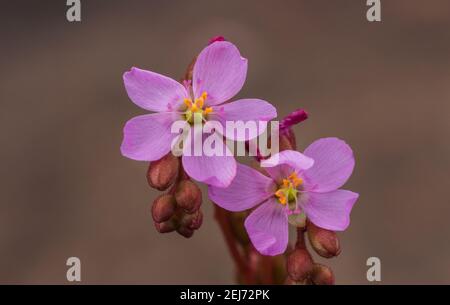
left=120, top=39, right=359, bottom=256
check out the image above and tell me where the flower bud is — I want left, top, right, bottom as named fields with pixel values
left=177, top=226, right=194, bottom=238
left=307, top=220, right=341, bottom=258
left=180, top=210, right=203, bottom=230
left=280, top=109, right=308, bottom=131
left=208, top=36, right=226, bottom=44
left=310, top=263, right=335, bottom=285
left=174, top=180, right=202, bottom=213
left=151, top=194, right=177, bottom=223
left=147, top=154, right=179, bottom=191
left=286, top=248, right=314, bottom=282
left=154, top=218, right=178, bottom=233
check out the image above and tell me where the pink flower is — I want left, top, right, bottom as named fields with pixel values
left=209, top=138, right=359, bottom=255
left=121, top=41, right=276, bottom=187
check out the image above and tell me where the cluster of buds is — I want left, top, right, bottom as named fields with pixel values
left=148, top=153, right=203, bottom=238
left=285, top=225, right=337, bottom=285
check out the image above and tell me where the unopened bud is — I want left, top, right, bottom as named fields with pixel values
left=307, top=220, right=341, bottom=258
left=286, top=248, right=314, bottom=282
left=180, top=210, right=203, bottom=230
left=152, top=194, right=177, bottom=223
left=147, top=154, right=179, bottom=191
left=209, top=36, right=226, bottom=45
left=174, top=180, right=202, bottom=213
left=310, top=264, right=335, bottom=285
left=280, top=109, right=308, bottom=131
left=177, top=226, right=194, bottom=238
left=154, top=218, right=178, bottom=233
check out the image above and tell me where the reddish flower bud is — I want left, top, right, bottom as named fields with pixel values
left=280, top=109, right=308, bottom=132
left=151, top=194, right=177, bottom=223
left=174, top=180, right=202, bottom=213
left=307, top=221, right=341, bottom=258
left=286, top=248, right=314, bottom=282
left=208, top=36, right=226, bottom=45
left=147, top=154, right=179, bottom=191
left=310, top=263, right=335, bottom=285
left=180, top=210, right=203, bottom=230
left=177, top=226, right=194, bottom=238
left=154, top=218, right=178, bottom=233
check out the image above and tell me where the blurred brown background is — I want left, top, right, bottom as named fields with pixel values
left=1, top=0, right=449, bottom=284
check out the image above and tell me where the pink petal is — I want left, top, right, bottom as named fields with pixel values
left=244, top=199, right=289, bottom=256
left=301, top=190, right=359, bottom=231
left=120, top=113, right=179, bottom=161
left=211, top=99, right=277, bottom=141
left=181, top=132, right=237, bottom=187
left=303, top=137, right=355, bottom=193
left=123, top=67, right=188, bottom=112
left=193, top=41, right=248, bottom=106
left=209, top=164, right=275, bottom=212
left=260, top=150, right=314, bottom=181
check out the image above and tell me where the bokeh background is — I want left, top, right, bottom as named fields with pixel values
left=1, top=0, right=449, bottom=284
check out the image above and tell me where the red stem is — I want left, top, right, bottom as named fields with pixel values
left=213, top=204, right=252, bottom=284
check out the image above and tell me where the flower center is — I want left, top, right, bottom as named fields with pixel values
left=183, top=91, right=212, bottom=124
left=274, top=172, right=303, bottom=208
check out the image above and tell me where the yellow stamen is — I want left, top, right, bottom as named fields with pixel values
left=195, top=97, right=204, bottom=109
left=293, top=178, right=303, bottom=187
left=288, top=173, right=298, bottom=180
left=275, top=190, right=287, bottom=205
left=183, top=91, right=211, bottom=123
left=288, top=173, right=303, bottom=187
left=184, top=98, right=192, bottom=108
left=203, top=107, right=213, bottom=115
left=275, top=172, right=303, bottom=205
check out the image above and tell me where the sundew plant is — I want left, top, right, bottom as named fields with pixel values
left=120, top=36, right=359, bottom=285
